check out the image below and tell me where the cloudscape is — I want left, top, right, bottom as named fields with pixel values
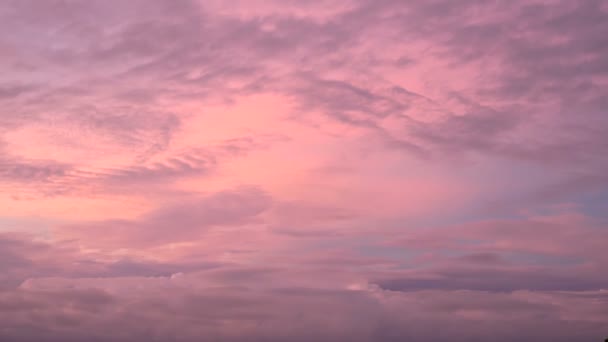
left=1, top=0, right=607, bottom=341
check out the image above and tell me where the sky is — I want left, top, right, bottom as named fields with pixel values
left=0, top=0, right=607, bottom=341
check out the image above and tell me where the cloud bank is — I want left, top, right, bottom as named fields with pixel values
left=0, top=0, right=607, bottom=341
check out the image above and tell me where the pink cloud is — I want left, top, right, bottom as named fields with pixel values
left=1, top=0, right=607, bottom=340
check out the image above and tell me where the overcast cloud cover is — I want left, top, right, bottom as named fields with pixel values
left=1, top=0, right=607, bottom=341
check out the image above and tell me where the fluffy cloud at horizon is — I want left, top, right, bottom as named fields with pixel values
left=1, top=0, right=607, bottom=341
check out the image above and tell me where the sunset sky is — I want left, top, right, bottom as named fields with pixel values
left=1, top=0, right=607, bottom=341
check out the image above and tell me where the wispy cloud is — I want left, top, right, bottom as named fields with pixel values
left=1, top=0, right=607, bottom=340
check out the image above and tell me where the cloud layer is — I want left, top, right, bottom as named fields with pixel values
left=1, top=0, right=607, bottom=341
